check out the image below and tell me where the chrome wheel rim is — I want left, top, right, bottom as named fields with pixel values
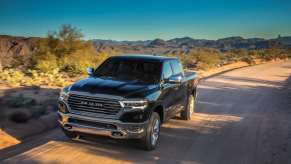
left=151, top=119, right=160, bottom=146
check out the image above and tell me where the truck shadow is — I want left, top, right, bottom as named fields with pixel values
left=2, top=116, right=243, bottom=163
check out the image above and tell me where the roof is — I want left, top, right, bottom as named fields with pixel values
left=109, top=54, right=177, bottom=61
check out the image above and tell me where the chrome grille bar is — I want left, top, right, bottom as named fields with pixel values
left=68, top=93, right=122, bottom=116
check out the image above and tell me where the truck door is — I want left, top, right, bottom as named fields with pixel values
left=160, top=61, right=177, bottom=119
left=169, top=60, right=188, bottom=113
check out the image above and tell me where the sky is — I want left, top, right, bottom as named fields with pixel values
left=0, top=0, right=291, bottom=41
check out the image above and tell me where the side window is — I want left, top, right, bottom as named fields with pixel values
left=162, top=62, right=173, bottom=79
left=170, top=60, right=183, bottom=75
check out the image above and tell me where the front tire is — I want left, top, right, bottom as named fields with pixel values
left=140, top=112, right=161, bottom=151
left=181, top=94, right=195, bottom=120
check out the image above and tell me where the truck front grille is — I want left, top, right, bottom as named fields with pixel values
left=68, top=94, right=122, bottom=116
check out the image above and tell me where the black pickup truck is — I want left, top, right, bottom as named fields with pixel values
left=58, top=55, right=199, bottom=150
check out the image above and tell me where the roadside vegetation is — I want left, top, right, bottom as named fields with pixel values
left=33, top=25, right=108, bottom=74
left=169, top=47, right=291, bottom=70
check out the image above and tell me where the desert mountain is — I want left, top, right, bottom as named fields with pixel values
left=1, top=34, right=291, bottom=69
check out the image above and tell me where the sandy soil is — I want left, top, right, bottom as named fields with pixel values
left=1, top=60, right=290, bottom=164
left=0, top=130, right=20, bottom=150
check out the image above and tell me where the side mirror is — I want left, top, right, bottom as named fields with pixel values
left=87, top=67, right=94, bottom=76
left=167, top=75, right=183, bottom=84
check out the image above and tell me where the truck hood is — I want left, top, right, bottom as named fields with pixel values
left=69, top=77, right=159, bottom=98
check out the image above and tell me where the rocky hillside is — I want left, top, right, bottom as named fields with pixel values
left=0, top=35, right=39, bottom=69
left=92, top=36, right=291, bottom=55
left=1, top=34, right=291, bottom=70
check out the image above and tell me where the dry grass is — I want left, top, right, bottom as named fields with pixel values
left=0, top=68, right=82, bottom=87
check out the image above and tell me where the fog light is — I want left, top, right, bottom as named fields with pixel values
left=128, top=126, right=144, bottom=133
left=112, top=132, right=123, bottom=137
left=58, top=102, right=68, bottom=113
left=64, top=124, right=72, bottom=129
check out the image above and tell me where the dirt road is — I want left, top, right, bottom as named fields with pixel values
left=1, top=61, right=291, bottom=164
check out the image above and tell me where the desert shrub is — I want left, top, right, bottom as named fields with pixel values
left=255, top=48, right=291, bottom=61
left=9, top=110, right=31, bottom=123
left=0, top=68, right=72, bottom=87
left=194, top=53, right=221, bottom=70
left=33, top=25, right=108, bottom=74
left=241, top=56, right=255, bottom=65
left=180, top=55, right=196, bottom=68
left=261, top=50, right=276, bottom=61
left=6, top=94, right=36, bottom=108
left=0, top=69, right=25, bottom=86
left=61, top=44, right=108, bottom=73
left=35, top=52, right=58, bottom=72
left=277, top=53, right=289, bottom=59
left=165, top=48, right=221, bottom=70
left=163, top=53, right=195, bottom=69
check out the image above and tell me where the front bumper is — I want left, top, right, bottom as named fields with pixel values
left=58, top=111, right=148, bottom=139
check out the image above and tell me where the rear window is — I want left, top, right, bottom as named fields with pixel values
left=170, top=60, right=183, bottom=75
left=162, top=61, right=173, bottom=79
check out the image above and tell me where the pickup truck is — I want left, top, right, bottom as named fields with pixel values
left=58, top=55, right=199, bottom=150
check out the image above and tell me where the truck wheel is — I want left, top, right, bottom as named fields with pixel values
left=61, top=128, right=78, bottom=139
left=140, top=112, right=161, bottom=151
left=181, top=94, right=195, bottom=120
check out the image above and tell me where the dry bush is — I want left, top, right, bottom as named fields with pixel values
left=33, top=25, right=108, bottom=74
left=6, top=94, right=36, bottom=108
left=166, top=48, right=222, bottom=70
left=0, top=69, right=25, bottom=86
left=61, top=43, right=108, bottom=73
left=0, top=68, right=72, bottom=87
left=35, top=52, right=58, bottom=73
left=194, top=53, right=221, bottom=70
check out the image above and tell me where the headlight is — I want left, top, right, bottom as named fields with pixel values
left=59, top=86, right=70, bottom=101
left=119, top=100, right=148, bottom=111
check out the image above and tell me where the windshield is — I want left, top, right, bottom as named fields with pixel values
left=94, top=58, right=162, bottom=84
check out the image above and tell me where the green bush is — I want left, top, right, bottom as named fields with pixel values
left=61, top=44, right=108, bottom=73
left=33, top=25, right=108, bottom=74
